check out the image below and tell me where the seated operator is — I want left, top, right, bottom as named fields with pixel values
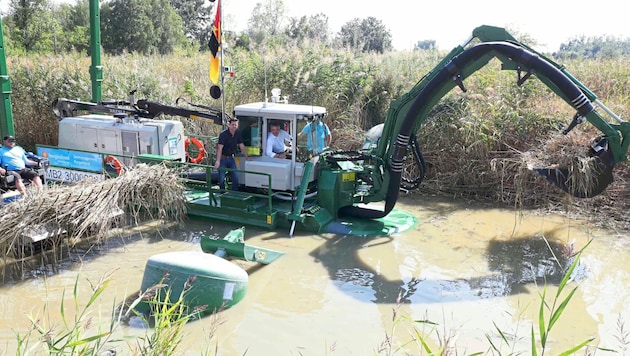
left=0, top=135, right=43, bottom=197
left=265, top=122, right=293, bottom=159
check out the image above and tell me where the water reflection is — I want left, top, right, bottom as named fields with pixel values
left=486, top=234, right=581, bottom=286
left=0, top=220, right=181, bottom=286
left=312, top=232, right=580, bottom=304
left=1, top=196, right=627, bottom=354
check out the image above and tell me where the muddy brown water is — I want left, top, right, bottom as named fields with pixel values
left=1, top=195, right=629, bottom=355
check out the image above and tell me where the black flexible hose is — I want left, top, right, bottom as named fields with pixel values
left=341, top=42, right=593, bottom=219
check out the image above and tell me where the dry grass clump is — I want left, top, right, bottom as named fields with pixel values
left=329, top=122, right=367, bottom=151
left=0, top=163, right=186, bottom=257
left=520, top=131, right=609, bottom=198
left=412, top=124, right=630, bottom=230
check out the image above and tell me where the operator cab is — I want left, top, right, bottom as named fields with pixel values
left=234, top=95, right=328, bottom=192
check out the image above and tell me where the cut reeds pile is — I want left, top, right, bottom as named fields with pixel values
left=520, top=132, right=609, bottom=198
left=0, top=163, right=187, bottom=256
left=412, top=127, right=630, bottom=229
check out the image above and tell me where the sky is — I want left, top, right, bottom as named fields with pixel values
left=2, top=0, right=629, bottom=52
left=222, top=0, right=630, bottom=52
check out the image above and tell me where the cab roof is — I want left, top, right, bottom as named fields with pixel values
left=234, top=101, right=327, bottom=120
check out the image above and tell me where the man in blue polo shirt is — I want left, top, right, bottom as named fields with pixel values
left=298, top=119, right=332, bottom=154
left=0, top=135, right=43, bottom=196
left=214, top=118, right=250, bottom=191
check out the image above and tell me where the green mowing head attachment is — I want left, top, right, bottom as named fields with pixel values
left=533, top=137, right=615, bottom=198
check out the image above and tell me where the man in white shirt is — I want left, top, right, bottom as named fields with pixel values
left=265, top=122, right=293, bottom=159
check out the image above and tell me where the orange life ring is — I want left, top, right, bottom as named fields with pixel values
left=104, top=155, right=123, bottom=175
left=185, top=137, right=206, bottom=164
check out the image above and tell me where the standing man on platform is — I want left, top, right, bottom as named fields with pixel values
left=298, top=119, right=332, bottom=154
left=214, top=118, right=250, bottom=191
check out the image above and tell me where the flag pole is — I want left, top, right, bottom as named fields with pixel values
left=219, top=0, right=225, bottom=124
left=208, top=0, right=223, bottom=122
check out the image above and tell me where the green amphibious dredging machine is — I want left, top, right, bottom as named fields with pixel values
left=1, top=5, right=629, bottom=238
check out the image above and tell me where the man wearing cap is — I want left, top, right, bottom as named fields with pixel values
left=0, top=135, right=43, bottom=196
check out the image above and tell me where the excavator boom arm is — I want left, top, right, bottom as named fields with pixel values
left=340, top=25, right=629, bottom=219
left=52, top=97, right=227, bottom=125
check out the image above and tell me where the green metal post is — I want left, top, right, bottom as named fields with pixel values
left=0, top=16, right=15, bottom=138
left=288, top=161, right=313, bottom=236
left=200, top=227, right=285, bottom=264
left=89, top=0, right=102, bottom=103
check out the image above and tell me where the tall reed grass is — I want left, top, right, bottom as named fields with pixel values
left=6, top=46, right=630, bottom=229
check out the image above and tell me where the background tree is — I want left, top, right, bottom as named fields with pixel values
left=338, top=17, right=392, bottom=53
left=285, top=13, right=330, bottom=46
left=233, top=32, right=252, bottom=51
left=54, top=0, right=90, bottom=53
left=151, top=0, right=187, bottom=53
left=169, top=0, right=213, bottom=48
left=247, top=0, right=286, bottom=46
left=101, top=0, right=185, bottom=54
left=337, top=18, right=362, bottom=51
left=415, top=40, right=435, bottom=51
left=556, top=35, right=630, bottom=59
left=8, top=0, right=59, bottom=52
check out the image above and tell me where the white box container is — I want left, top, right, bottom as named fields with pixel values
left=244, top=159, right=292, bottom=190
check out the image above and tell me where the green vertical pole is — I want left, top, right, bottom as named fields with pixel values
left=288, top=161, right=314, bottom=236
left=0, top=16, right=15, bottom=138
left=89, top=0, right=102, bottom=103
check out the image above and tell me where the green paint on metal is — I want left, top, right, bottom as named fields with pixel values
left=138, top=251, right=248, bottom=317
left=185, top=190, right=414, bottom=237
left=317, top=169, right=356, bottom=219
left=200, top=227, right=285, bottom=264
left=288, top=161, right=313, bottom=223
left=89, top=0, right=102, bottom=103
left=0, top=16, right=15, bottom=139
left=325, top=208, right=416, bottom=236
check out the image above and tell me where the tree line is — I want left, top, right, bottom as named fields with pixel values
left=2, top=0, right=628, bottom=57
left=2, top=0, right=394, bottom=55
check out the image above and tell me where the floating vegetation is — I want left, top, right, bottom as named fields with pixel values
left=0, top=163, right=187, bottom=258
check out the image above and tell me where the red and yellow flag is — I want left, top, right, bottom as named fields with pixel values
left=208, top=0, right=221, bottom=85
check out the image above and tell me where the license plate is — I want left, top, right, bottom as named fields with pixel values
left=45, top=167, right=105, bottom=183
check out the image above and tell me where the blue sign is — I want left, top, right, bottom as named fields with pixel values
left=37, top=146, right=103, bottom=172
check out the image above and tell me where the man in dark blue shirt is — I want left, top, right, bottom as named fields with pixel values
left=214, top=118, right=250, bottom=190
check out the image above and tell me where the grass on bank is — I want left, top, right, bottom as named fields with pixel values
left=13, top=270, right=219, bottom=356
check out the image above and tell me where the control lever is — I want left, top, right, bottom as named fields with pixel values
left=562, top=113, right=585, bottom=135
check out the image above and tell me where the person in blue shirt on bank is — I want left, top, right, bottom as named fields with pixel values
left=298, top=119, right=332, bottom=154
left=0, top=135, right=43, bottom=197
left=214, top=118, right=250, bottom=191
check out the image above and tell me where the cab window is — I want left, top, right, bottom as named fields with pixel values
left=237, top=115, right=261, bottom=156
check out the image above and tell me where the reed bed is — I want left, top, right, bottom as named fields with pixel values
left=0, top=163, right=187, bottom=258
left=412, top=124, right=630, bottom=230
